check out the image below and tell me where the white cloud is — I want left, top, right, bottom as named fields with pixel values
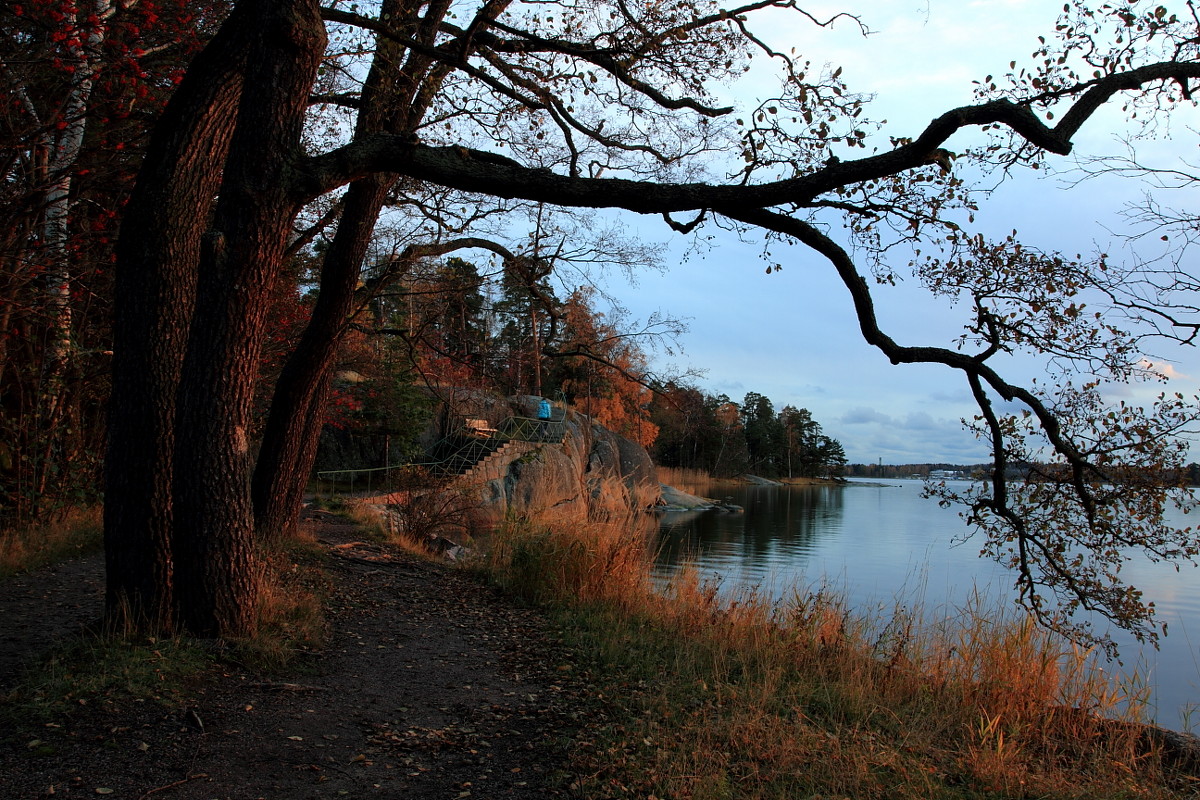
left=903, top=411, right=939, bottom=430
left=842, top=407, right=892, bottom=425
left=828, top=404, right=989, bottom=464
left=1141, top=359, right=1188, bottom=381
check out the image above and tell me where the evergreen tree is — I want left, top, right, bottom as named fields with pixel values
left=779, top=406, right=816, bottom=479
left=817, top=436, right=847, bottom=478
left=491, top=258, right=556, bottom=396
left=742, top=392, right=782, bottom=477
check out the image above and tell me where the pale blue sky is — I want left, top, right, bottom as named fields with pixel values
left=601, top=1, right=1200, bottom=464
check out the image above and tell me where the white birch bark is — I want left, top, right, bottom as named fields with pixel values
left=42, top=0, right=114, bottom=386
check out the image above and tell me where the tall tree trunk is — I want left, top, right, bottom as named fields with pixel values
left=34, top=0, right=110, bottom=508
left=531, top=306, right=542, bottom=397
left=252, top=176, right=392, bottom=542
left=251, top=0, right=509, bottom=542
left=170, top=0, right=326, bottom=636
left=104, top=13, right=248, bottom=632
left=39, top=2, right=99, bottom=417
left=252, top=0, right=418, bottom=541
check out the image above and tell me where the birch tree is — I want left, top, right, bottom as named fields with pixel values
left=0, top=0, right=216, bottom=523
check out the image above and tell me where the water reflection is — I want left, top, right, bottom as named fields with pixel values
left=656, top=486, right=845, bottom=574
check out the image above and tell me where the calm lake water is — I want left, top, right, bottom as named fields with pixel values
left=652, top=478, right=1200, bottom=732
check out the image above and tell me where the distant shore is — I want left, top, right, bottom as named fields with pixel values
left=656, top=473, right=851, bottom=512
left=714, top=473, right=846, bottom=488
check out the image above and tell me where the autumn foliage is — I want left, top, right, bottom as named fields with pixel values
left=354, top=257, right=661, bottom=446
left=0, top=0, right=225, bottom=525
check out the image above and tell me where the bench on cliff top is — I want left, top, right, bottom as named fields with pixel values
left=464, top=418, right=498, bottom=438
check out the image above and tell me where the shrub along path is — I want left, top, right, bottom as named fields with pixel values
left=0, top=511, right=588, bottom=798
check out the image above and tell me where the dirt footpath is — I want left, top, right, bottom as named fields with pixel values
left=0, top=512, right=590, bottom=799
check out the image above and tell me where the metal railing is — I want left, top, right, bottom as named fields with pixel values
left=314, top=409, right=567, bottom=496
left=497, top=414, right=565, bottom=444
left=313, top=460, right=437, bottom=497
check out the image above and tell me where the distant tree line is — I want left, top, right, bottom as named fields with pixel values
left=649, top=385, right=846, bottom=480
left=845, top=463, right=989, bottom=480
left=292, top=255, right=851, bottom=484
left=848, top=462, right=1200, bottom=487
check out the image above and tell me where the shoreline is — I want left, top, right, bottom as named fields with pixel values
left=5, top=506, right=1197, bottom=798
left=655, top=472, right=851, bottom=512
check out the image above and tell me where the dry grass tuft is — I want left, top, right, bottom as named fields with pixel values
left=342, top=484, right=476, bottom=560
left=482, top=513, right=654, bottom=608
left=0, top=506, right=102, bottom=577
left=232, top=527, right=332, bottom=671
left=656, top=466, right=718, bottom=496
left=479, top=506, right=1184, bottom=799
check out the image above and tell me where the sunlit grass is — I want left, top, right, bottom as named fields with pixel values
left=657, top=466, right=719, bottom=497
left=481, top=514, right=653, bottom=608
left=0, top=506, right=102, bottom=577
left=232, top=525, right=332, bottom=672
left=479, top=510, right=1186, bottom=799
left=341, top=489, right=477, bottom=559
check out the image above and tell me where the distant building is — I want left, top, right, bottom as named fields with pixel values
left=929, top=468, right=967, bottom=480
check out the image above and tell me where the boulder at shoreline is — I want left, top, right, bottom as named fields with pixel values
left=656, top=483, right=743, bottom=513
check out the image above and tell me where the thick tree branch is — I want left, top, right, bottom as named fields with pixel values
left=291, top=61, right=1200, bottom=205
left=284, top=198, right=343, bottom=260
left=355, top=235, right=518, bottom=314
left=719, top=203, right=1195, bottom=643
left=1047, top=61, right=1200, bottom=141
left=721, top=205, right=1094, bottom=470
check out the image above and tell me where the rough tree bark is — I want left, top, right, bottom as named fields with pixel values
left=104, top=10, right=249, bottom=631
left=169, top=0, right=326, bottom=636
left=250, top=176, right=392, bottom=542
left=250, top=0, right=415, bottom=542
left=251, top=0, right=499, bottom=542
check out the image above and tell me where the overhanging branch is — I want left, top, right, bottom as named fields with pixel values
left=291, top=60, right=1200, bottom=206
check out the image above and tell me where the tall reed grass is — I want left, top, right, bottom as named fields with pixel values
left=480, top=508, right=1185, bottom=799
left=657, top=466, right=719, bottom=496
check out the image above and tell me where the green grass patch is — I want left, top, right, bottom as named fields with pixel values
left=1, top=634, right=215, bottom=736
left=2, top=525, right=334, bottom=740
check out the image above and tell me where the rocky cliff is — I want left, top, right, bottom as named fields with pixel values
left=324, top=389, right=660, bottom=524
left=463, top=394, right=660, bottom=523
